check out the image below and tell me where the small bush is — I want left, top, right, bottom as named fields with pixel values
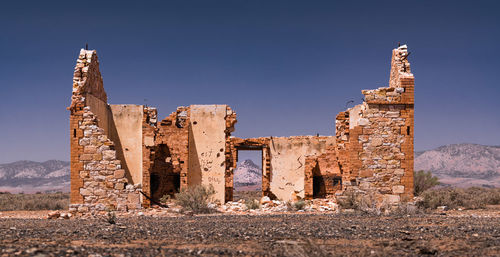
left=245, top=199, right=260, bottom=210
left=175, top=185, right=216, bottom=213
left=418, top=187, right=500, bottom=210
left=414, top=170, right=440, bottom=196
left=293, top=200, right=307, bottom=210
left=337, top=190, right=358, bottom=209
left=286, top=199, right=308, bottom=211
left=0, top=192, right=69, bottom=211
left=159, top=194, right=171, bottom=204
left=391, top=202, right=422, bottom=216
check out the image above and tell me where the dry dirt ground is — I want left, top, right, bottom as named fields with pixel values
left=1, top=211, right=500, bottom=256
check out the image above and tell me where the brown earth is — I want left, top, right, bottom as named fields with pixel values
left=1, top=210, right=500, bottom=256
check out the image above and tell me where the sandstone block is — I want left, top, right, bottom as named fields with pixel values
left=94, top=189, right=106, bottom=196
left=106, top=181, right=114, bottom=188
left=127, top=193, right=141, bottom=210
left=78, top=205, right=89, bottom=212
left=358, top=118, right=369, bottom=126
left=371, top=138, right=383, bottom=147
left=114, top=169, right=125, bottom=179
left=84, top=146, right=97, bottom=153
left=93, top=153, right=102, bottom=161
left=115, top=182, right=125, bottom=190
left=80, top=188, right=91, bottom=196
left=392, top=185, right=405, bottom=194
left=385, top=194, right=400, bottom=204
left=80, top=154, right=93, bottom=161
left=394, top=169, right=405, bottom=175
left=79, top=171, right=89, bottom=179
left=102, top=150, right=116, bottom=160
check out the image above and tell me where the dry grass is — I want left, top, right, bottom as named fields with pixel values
left=419, top=187, right=500, bottom=209
left=233, top=190, right=261, bottom=202
left=0, top=192, right=69, bottom=211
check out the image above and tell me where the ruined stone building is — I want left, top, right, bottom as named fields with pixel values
left=68, top=45, right=414, bottom=212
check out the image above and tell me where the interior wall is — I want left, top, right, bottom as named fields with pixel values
left=269, top=136, right=335, bottom=201
left=109, top=104, right=144, bottom=185
left=188, top=105, right=228, bottom=203
left=85, top=94, right=111, bottom=134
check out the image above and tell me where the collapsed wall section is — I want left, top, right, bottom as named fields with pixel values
left=228, top=136, right=336, bottom=202
left=269, top=136, right=336, bottom=202
left=142, top=107, right=190, bottom=206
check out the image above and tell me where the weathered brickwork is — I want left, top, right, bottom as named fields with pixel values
left=69, top=45, right=415, bottom=212
left=69, top=50, right=141, bottom=213
left=70, top=107, right=141, bottom=212
left=335, top=45, right=414, bottom=206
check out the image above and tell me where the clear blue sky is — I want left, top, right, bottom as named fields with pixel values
left=1, top=0, right=499, bottom=163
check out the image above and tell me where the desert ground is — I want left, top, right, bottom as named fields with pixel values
left=1, top=209, right=499, bottom=257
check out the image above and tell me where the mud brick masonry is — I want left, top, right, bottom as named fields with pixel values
left=68, top=45, right=414, bottom=212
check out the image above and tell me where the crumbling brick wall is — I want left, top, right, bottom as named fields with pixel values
left=304, top=143, right=341, bottom=199
left=335, top=45, right=414, bottom=205
left=141, top=106, right=157, bottom=207
left=142, top=107, right=190, bottom=206
left=229, top=136, right=336, bottom=202
left=69, top=49, right=141, bottom=212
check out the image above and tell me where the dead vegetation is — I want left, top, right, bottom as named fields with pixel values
left=245, top=199, right=261, bottom=210
left=0, top=192, right=69, bottom=211
left=418, top=187, right=500, bottom=210
left=414, top=170, right=440, bottom=195
left=174, top=185, right=216, bottom=213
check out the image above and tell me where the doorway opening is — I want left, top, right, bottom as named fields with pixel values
left=150, top=144, right=180, bottom=202
left=233, top=149, right=263, bottom=202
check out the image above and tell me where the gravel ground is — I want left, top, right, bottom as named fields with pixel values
left=1, top=212, right=499, bottom=256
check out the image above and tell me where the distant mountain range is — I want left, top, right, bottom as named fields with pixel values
left=0, top=160, right=70, bottom=193
left=233, top=160, right=262, bottom=191
left=0, top=144, right=498, bottom=193
left=415, top=144, right=500, bottom=188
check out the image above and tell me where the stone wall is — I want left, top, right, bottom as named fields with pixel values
left=69, top=49, right=142, bottom=212
left=69, top=107, right=141, bottom=213
left=335, top=45, right=414, bottom=206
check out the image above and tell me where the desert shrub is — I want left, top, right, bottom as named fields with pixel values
left=0, top=192, right=69, bottom=211
left=286, top=199, right=307, bottom=211
left=175, top=185, right=216, bottom=213
left=337, top=190, right=358, bottom=209
left=419, top=187, right=500, bottom=210
left=414, top=170, right=440, bottom=196
left=245, top=199, right=260, bottom=210
left=293, top=199, right=307, bottom=210
left=159, top=194, right=171, bottom=204
left=391, top=202, right=423, bottom=216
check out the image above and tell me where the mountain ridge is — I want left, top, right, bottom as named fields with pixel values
left=1, top=143, right=499, bottom=192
